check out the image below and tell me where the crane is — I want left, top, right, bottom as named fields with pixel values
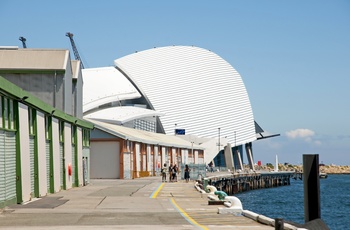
left=65, top=32, right=85, bottom=69
left=19, top=36, right=27, bottom=48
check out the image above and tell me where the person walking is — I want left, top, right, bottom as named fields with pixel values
left=184, top=164, right=190, bottom=183
left=172, top=164, right=178, bottom=182
left=168, top=163, right=173, bottom=182
left=161, top=163, right=167, bottom=182
left=209, top=162, right=214, bottom=172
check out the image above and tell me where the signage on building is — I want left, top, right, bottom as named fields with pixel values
left=175, top=129, right=185, bottom=135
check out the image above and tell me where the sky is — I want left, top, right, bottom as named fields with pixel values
left=1, top=0, right=349, bottom=165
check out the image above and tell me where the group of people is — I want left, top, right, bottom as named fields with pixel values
left=161, top=163, right=191, bottom=182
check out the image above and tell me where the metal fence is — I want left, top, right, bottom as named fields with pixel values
left=179, top=163, right=207, bottom=181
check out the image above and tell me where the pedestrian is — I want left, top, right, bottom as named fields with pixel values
left=184, top=164, right=190, bottom=182
left=209, top=162, right=214, bottom=172
left=172, top=164, right=178, bottom=182
left=161, top=163, right=167, bottom=182
left=168, top=163, right=173, bottom=182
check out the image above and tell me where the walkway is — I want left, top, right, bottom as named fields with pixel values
left=0, top=177, right=273, bottom=229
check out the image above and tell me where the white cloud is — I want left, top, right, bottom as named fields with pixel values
left=314, top=140, right=322, bottom=146
left=285, top=129, right=315, bottom=139
left=285, top=128, right=322, bottom=145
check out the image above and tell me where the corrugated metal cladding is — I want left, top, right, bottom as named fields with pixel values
left=0, top=131, right=17, bottom=205
left=46, top=141, right=50, bottom=192
left=114, top=46, right=256, bottom=146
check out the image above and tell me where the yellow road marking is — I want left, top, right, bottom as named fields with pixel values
left=150, top=183, right=165, bottom=198
left=171, top=198, right=208, bottom=230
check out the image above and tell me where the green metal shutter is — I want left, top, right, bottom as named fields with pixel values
left=29, top=136, right=35, bottom=197
left=0, top=131, right=5, bottom=204
left=60, top=143, right=64, bottom=188
left=5, top=132, right=16, bottom=202
left=71, top=144, right=75, bottom=187
left=46, top=140, right=50, bottom=193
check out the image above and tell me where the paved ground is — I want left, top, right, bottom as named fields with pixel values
left=0, top=177, right=273, bottom=229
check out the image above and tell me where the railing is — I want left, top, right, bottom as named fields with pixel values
left=179, top=163, right=207, bottom=180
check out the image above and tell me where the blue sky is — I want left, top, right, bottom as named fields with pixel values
left=1, top=0, right=349, bottom=165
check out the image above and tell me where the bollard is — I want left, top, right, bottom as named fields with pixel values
left=275, top=218, right=284, bottom=230
left=303, top=154, right=321, bottom=222
left=203, top=178, right=208, bottom=192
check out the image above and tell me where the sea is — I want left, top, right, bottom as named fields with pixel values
left=234, top=174, right=350, bottom=230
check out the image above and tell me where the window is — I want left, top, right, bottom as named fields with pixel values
left=9, top=99, right=14, bottom=129
left=59, top=121, right=64, bottom=142
left=28, top=108, right=34, bottom=135
left=45, top=115, right=50, bottom=140
left=4, top=97, right=8, bottom=129
left=83, top=129, right=90, bottom=147
left=71, top=125, right=76, bottom=145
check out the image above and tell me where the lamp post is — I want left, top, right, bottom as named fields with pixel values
left=218, top=128, right=221, bottom=152
left=234, top=131, right=236, bottom=147
left=191, top=141, right=194, bottom=164
left=217, top=128, right=221, bottom=168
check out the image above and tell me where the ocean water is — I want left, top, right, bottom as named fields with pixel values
left=234, top=174, right=350, bottom=230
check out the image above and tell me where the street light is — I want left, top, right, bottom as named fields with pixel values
left=218, top=128, right=221, bottom=152
left=235, top=131, right=236, bottom=148
left=191, top=141, right=194, bottom=163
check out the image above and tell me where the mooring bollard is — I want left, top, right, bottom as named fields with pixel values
left=275, top=218, right=284, bottom=230
left=203, top=178, right=208, bottom=192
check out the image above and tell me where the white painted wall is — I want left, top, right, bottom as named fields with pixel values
left=18, top=103, right=31, bottom=202
left=147, top=145, right=151, bottom=172
left=161, top=147, right=166, bottom=166
left=77, top=127, right=83, bottom=186
left=172, top=148, right=176, bottom=164
left=194, top=150, right=199, bottom=164
left=154, top=146, right=159, bottom=172
left=135, top=143, right=140, bottom=172
left=153, top=145, right=161, bottom=172
left=184, top=149, right=189, bottom=165
left=36, top=111, right=47, bottom=197
left=64, top=123, right=72, bottom=189
left=181, top=149, right=187, bottom=164
left=51, top=118, right=60, bottom=192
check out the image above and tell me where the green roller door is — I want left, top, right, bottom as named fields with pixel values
left=46, top=140, right=50, bottom=193
left=29, top=136, right=35, bottom=197
left=0, top=131, right=17, bottom=208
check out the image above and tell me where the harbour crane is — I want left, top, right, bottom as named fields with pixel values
left=65, top=32, right=85, bottom=69
left=19, top=36, right=27, bottom=48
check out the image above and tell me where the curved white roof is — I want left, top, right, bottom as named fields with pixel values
left=82, top=67, right=141, bottom=113
left=114, top=46, right=256, bottom=146
left=84, top=106, right=164, bottom=125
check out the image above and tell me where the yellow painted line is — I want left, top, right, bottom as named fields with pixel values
left=170, top=198, right=208, bottom=230
left=150, top=183, right=165, bottom=198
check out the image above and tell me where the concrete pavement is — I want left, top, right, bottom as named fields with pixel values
left=0, top=177, right=273, bottom=229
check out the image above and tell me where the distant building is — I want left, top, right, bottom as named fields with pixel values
left=82, top=46, right=274, bottom=173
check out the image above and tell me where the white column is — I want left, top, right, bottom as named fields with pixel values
left=36, top=111, right=47, bottom=196
left=18, top=103, right=31, bottom=202
left=236, top=148, right=243, bottom=170
left=77, top=127, right=83, bottom=186
left=224, top=143, right=234, bottom=170
left=64, top=123, right=72, bottom=189
left=51, top=118, right=60, bottom=192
